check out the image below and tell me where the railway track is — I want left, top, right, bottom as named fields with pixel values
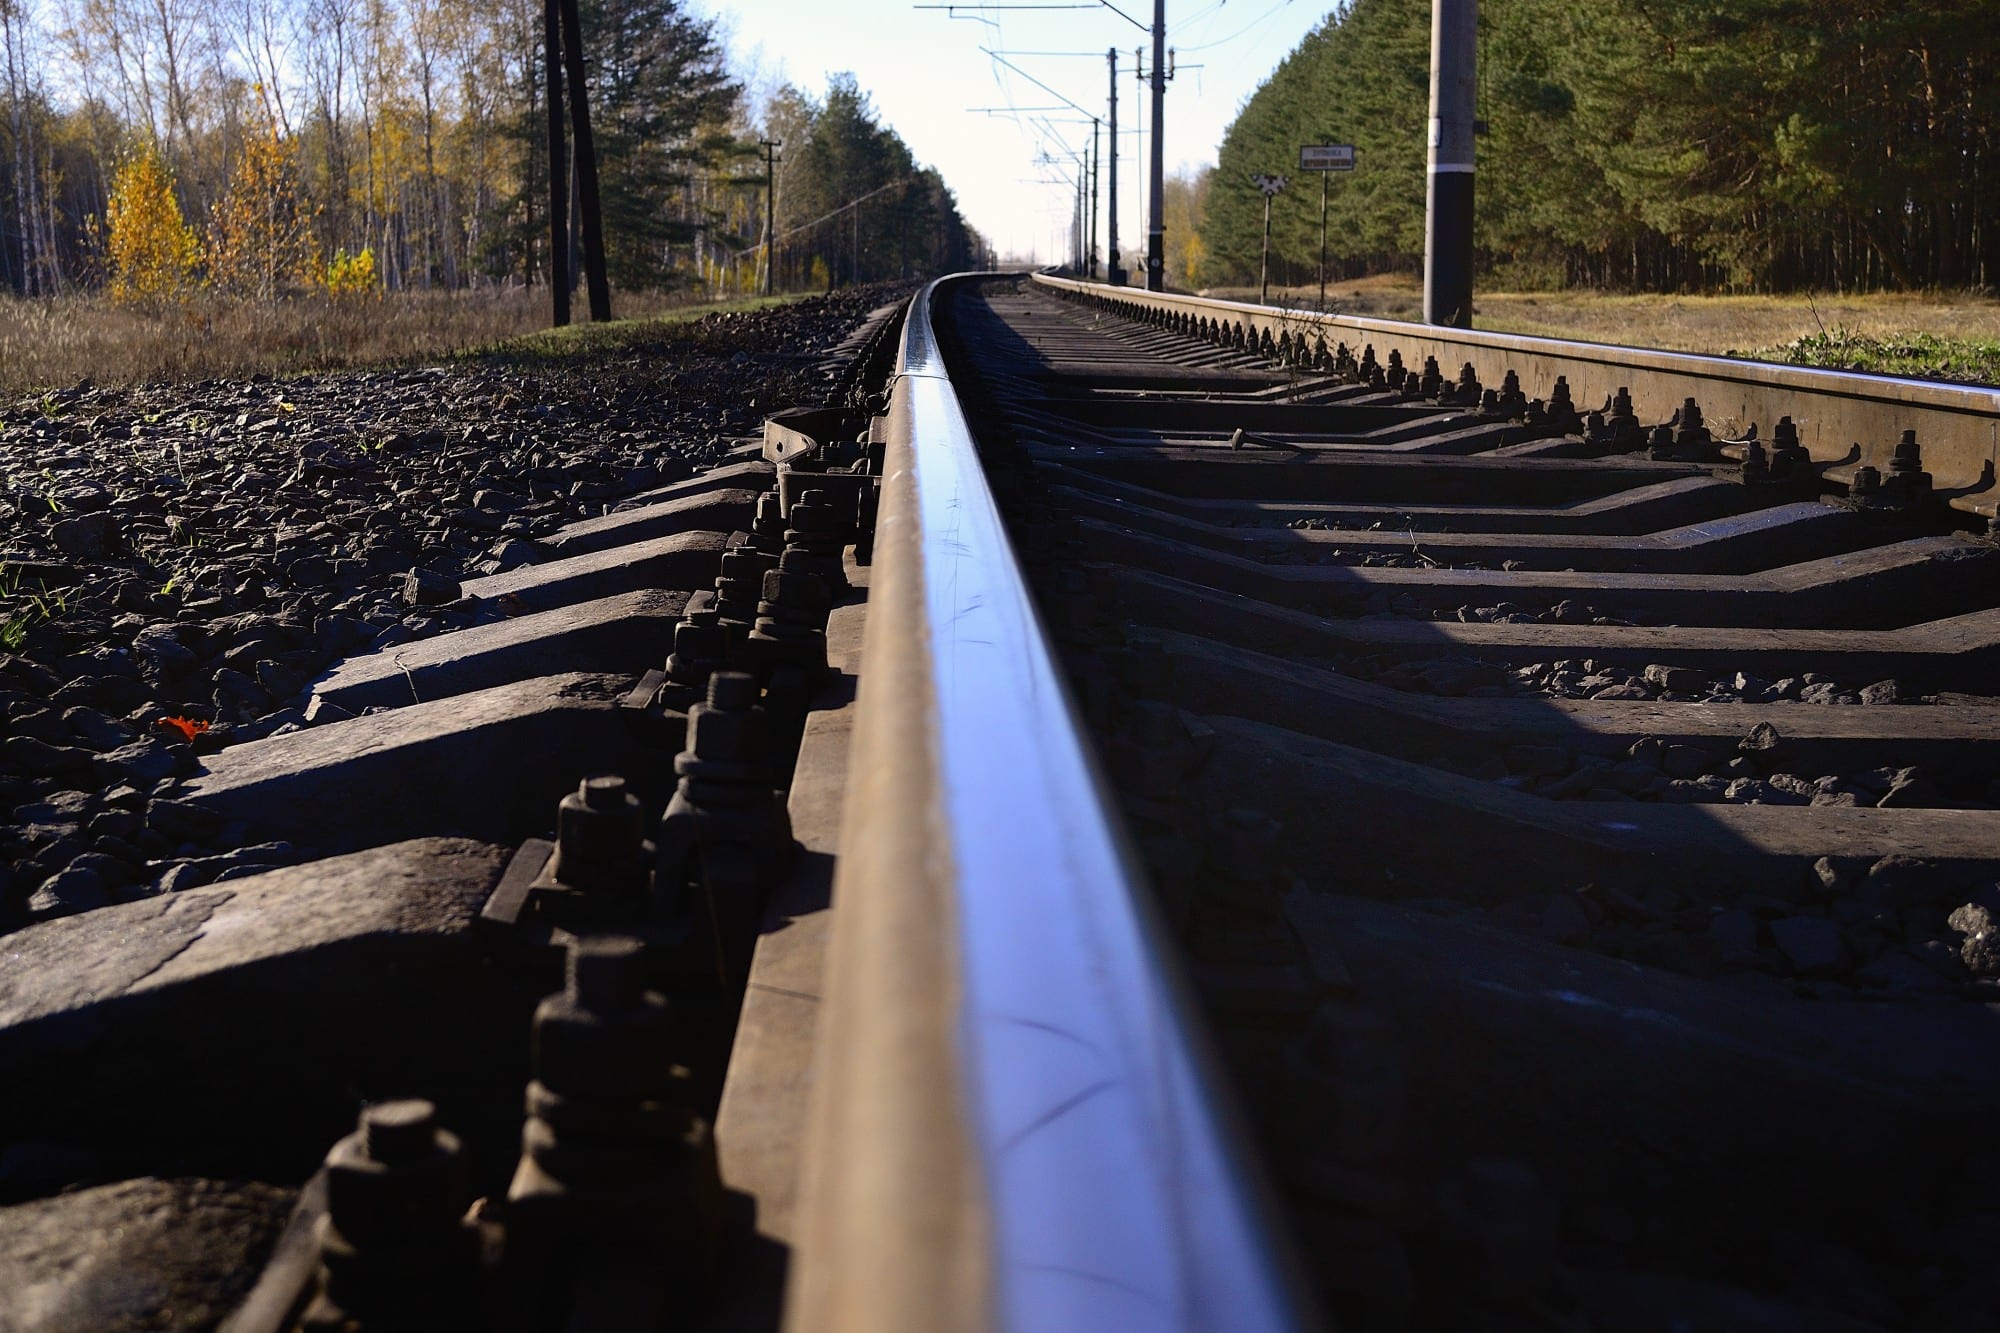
left=918, top=275, right=2000, bottom=1332
left=5, top=272, right=1999, bottom=1332
left=0, top=301, right=913, bottom=1333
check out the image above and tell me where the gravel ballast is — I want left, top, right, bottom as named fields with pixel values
left=0, top=285, right=912, bottom=933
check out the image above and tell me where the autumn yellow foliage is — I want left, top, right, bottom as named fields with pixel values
left=106, top=147, right=200, bottom=304
left=321, top=247, right=378, bottom=296
left=208, top=113, right=319, bottom=299
left=1163, top=167, right=1212, bottom=289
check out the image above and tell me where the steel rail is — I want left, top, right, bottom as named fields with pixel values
left=1034, top=273, right=2000, bottom=522
left=787, top=274, right=1307, bottom=1333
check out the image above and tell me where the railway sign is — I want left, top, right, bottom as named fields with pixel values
left=1300, top=143, right=1357, bottom=171
left=1250, top=175, right=1289, bottom=303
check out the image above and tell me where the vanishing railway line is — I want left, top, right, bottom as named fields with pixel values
left=3, top=273, right=1999, bottom=1332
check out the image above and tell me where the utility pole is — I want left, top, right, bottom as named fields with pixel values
left=1077, top=165, right=1086, bottom=271
left=1078, top=153, right=1087, bottom=272
left=542, top=0, right=568, bottom=326
left=556, top=0, right=609, bottom=322
left=1070, top=168, right=1079, bottom=271
left=1424, top=0, right=1476, bottom=327
left=1145, top=0, right=1167, bottom=291
left=1089, top=118, right=1100, bottom=278
left=1107, top=47, right=1122, bottom=285
left=761, top=139, right=781, bottom=295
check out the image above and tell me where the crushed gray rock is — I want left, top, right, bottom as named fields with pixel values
left=0, top=1176, right=294, bottom=1333
left=1951, top=903, right=2000, bottom=977
left=0, top=283, right=910, bottom=931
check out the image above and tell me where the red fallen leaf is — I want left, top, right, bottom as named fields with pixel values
left=158, top=716, right=210, bottom=743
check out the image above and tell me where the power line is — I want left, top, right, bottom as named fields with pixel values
left=981, top=47, right=1098, bottom=120
left=1165, top=0, right=1231, bottom=39
left=1177, top=0, right=1296, bottom=53
left=746, top=177, right=913, bottom=251
left=1097, top=0, right=1150, bottom=32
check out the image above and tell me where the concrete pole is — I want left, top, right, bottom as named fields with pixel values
left=1089, top=118, right=1100, bottom=278
left=1107, top=48, right=1122, bottom=285
left=1423, top=0, right=1476, bottom=327
left=762, top=139, right=781, bottom=295
left=1074, top=167, right=1084, bottom=271
left=1145, top=0, right=1167, bottom=291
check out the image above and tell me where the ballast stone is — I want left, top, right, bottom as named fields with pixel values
left=0, top=1177, right=294, bottom=1333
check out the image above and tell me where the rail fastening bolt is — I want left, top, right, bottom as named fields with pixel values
left=1891, top=428, right=1922, bottom=474
left=1742, top=439, right=1771, bottom=483
left=569, top=932, right=650, bottom=1012
left=362, top=1099, right=442, bottom=1164
left=555, top=774, right=646, bottom=887
left=665, top=616, right=731, bottom=686
left=318, top=1097, right=469, bottom=1279
left=683, top=670, right=765, bottom=766
left=708, top=670, right=759, bottom=713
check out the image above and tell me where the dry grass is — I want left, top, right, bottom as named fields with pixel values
left=0, top=286, right=781, bottom=394
left=1203, top=275, right=2000, bottom=384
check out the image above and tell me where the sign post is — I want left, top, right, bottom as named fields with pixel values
left=1299, top=143, right=1356, bottom=308
left=1251, top=173, right=1288, bottom=306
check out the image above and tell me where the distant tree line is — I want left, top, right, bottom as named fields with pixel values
left=761, top=75, right=987, bottom=292
left=0, top=0, right=982, bottom=299
left=1201, top=0, right=1997, bottom=292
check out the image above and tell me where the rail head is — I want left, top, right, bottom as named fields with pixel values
left=787, top=274, right=1307, bottom=1333
left=1034, top=273, right=2000, bottom=519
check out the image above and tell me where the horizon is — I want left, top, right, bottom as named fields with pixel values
left=703, top=0, right=1333, bottom=263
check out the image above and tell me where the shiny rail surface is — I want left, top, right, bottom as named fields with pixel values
left=1035, top=273, right=2000, bottom=520
left=790, top=275, right=1306, bottom=1333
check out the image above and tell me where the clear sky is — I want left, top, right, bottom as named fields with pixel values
left=698, top=1, right=1336, bottom=263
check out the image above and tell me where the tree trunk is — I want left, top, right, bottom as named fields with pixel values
left=542, top=0, right=568, bottom=322
left=556, top=0, right=608, bottom=320
left=1856, top=211, right=1919, bottom=290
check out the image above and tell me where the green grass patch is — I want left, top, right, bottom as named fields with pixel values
left=0, top=564, right=68, bottom=652
left=468, top=293, right=804, bottom=366
left=1752, top=329, right=2000, bottom=387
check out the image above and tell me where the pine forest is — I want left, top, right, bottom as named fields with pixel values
left=1196, top=0, right=1998, bottom=293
